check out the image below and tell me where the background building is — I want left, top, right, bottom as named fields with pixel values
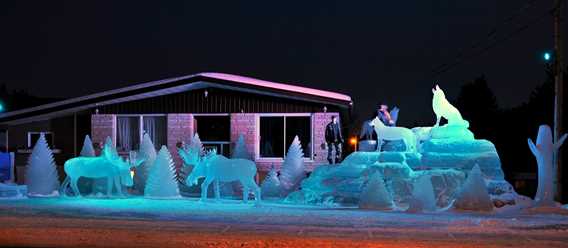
left=0, top=72, right=353, bottom=183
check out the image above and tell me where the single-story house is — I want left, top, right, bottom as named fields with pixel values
left=0, top=72, right=353, bottom=183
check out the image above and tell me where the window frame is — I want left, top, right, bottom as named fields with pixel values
left=27, top=131, right=55, bottom=148
left=193, top=114, right=231, bottom=157
left=116, top=114, right=167, bottom=153
left=256, top=113, right=314, bottom=162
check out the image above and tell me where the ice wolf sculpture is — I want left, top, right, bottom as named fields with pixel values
left=180, top=148, right=261, bottom=203
left=528, top=124, right=567, bottom=206
left=369, top=117, right=416, bottom=152
left=61, top=146, right=143, bottom=197
left=432, top=84, right=469, bottom=127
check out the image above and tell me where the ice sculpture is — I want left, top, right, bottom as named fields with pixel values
left=369, top=117, right=416, bottom=152
left=178, top=133, right=204, bottom=192
left=80, top=135, right=95, bottom=157
left=25, top=133, right=60, bottom=196
left=92, top=137, right=117, bottom=194
left=528, top=124, right=567, bottom=206
left=61, top=142, right=144, bottom=197
left=232, top=133, right=250, bottom=159
left=145, top=146, right=180, bottom=198
left=431, top=85, right=469, bottom=128
left=358, top=172, right=394, bottom=210
left=279, top=136, right=305, bottom=195
left=134, top=133, right=157, bottom=194
left=186, top=149, right=261, bottom=203
left=261, top=165, right=282, bottom=198
left=452, top=164, right=493, bottom=211
left=408, top=175, right=436, bottom=212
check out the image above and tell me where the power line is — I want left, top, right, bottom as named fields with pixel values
left=433, top=7, right=554, bottom=76
left=431, top=0, right=549, bottom=77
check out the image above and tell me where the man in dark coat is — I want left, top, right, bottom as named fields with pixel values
left=325, top=116, right=343, bottom=164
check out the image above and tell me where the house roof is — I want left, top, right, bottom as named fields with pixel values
left=0, top=72, right=352, bottom=125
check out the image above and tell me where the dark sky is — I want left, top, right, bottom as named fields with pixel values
left=0, top=1, right=561, bottom=126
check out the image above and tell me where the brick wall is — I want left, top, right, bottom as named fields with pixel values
left=167, top=114, right=194, bottom=169
left=312, top=112, right=339, bottom=166
left=230, top=113, right=258, bottom=160
left=91, top=114, right=116, bottom=155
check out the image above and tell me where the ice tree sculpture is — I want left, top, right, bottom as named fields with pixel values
left=408, top=175, right=436, bottom=212
left=186, top=149, right=260, bottom=203
left=359, top=172, right=393, bottom=210
left=453, top=164, right=493, bottom=211
left=145, top=146, right=180, bottom=198
left=232, top=134, right=250, bottom=159
left=80, top=135, right=95, bottom=157
left=528, top=124, right=567, bottom=206
left=431, top=84, right=469, bottom=127
left=133, top=133, right=157, bottom=194
left=25, top=133, right=60, bottom=196
left=261, top=165, right=282, bottom=198
left=279, top=136, right=305, bottom=195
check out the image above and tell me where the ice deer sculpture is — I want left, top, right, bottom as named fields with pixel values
left=528, top=124, right=567, bottom=206
left=431, top=84, right=469, bottom=128
left=180, top=148, right=261, bottom=203
left=369, top=117, right=416, bottom=152
left=61, top=146, right=144, bottom=197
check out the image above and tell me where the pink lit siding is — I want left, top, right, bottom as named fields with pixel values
left=200, top=73, right=352, bottom=102
left=167, top=114, right=194, bottom=170
left=91, top=114, right=116, bottom=155
left=230, top=113, right=258, bottom=160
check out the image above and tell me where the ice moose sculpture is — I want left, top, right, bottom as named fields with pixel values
left=431, top=84, right=469, bottom=128
left=528, top=124, right=567, bottom=206
left=61, top=145, right=144, bottom=197
left=369, top=116, right=416, bottom=152
left=182, top=149, right=261, bottom=203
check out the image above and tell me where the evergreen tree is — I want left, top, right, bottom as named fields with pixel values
left=134, top=133, right=157, bottom=194
left=455, top=75, right=499, bottom=139
left=79, top=135, right=95, bottom=157
left=145, top=146, right=181, bottom=198
left=25, top=133, right=60, bottom=196
left=232, top=134, right=249, bottom=159
left=279, top=136, right=305, bottom=195
left=261, top=165, right=282, bottom=198
left=359, top=172, right=393, bottom=210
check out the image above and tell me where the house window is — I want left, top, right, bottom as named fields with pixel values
left=27, top=132, right=54, bottom=148
left=194, top=115, right=231, bottom=157
left=117, top=115, right=168, bottom=152
left=117, top=116, right=140, bottom=152
left=143, top=116, right=167, bottom=150
left=259, top=115, right=312, bottom=159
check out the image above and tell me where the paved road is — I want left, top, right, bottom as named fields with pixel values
left=1, top=198, right=568, bottom=247
left=1, top=215, right=567, bottom=248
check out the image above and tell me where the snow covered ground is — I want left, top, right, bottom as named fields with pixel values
left=0, top=197, right=568, bottom=247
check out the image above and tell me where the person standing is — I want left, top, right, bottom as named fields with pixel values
left=325, top=116, right=343, bottom=164
left=378, top=104, right=395, bottom=126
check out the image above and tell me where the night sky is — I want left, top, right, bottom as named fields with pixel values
left=0, top=1, right=561, bottom=126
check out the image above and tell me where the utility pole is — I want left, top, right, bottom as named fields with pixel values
left=554, top=0, right=565, bottom=202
